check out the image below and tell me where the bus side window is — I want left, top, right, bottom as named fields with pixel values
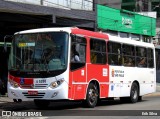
left=70, top=36, right=86, bottom=71
left=108, top=41, right=121, bottom=66
left=147, top=48, right=154, bottom=68
left=90, top=38, right=106, bottom=64
left=156, top=48, right=160, bottom=70
left=122, top=44, right=135, bottom=67
left=138, top=58, right=146, bottom=67
left=136, top=47, right=147, bottom=68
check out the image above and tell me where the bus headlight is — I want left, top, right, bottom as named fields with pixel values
left=9, top=79, right=19, bottom=88
left=50, top=78, right=64, bottom=89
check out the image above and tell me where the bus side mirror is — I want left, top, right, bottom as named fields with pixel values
left=3, top=35, right=13, bottom=52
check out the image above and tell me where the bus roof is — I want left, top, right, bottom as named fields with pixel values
left=71, top=28, right=109, bottom=40
left=14, top=27, right=72, bottom=35
left=108, top=35, right=155, bottom=48
left=15, top=27, right=109, bottom=41
left=14, top=27, right=154, bottom=48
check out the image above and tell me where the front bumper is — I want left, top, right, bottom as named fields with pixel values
left=7, top=82, right=68, bottom=101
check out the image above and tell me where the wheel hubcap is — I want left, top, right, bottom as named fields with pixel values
left=89, top=88, right=97, bottom=104
left=132, top=86, right=138, bottom=100
left=133, top=90, right=137, bottom=99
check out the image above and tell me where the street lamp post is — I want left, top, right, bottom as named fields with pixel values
left=40, top=0, right=43, bottom=5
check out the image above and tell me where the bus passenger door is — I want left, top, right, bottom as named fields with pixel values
left=69, top=35, right=87, bottom=100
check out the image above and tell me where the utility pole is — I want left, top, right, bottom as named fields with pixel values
left=40, top=0, right=43, bottom=5
left=148, top=0, right=152, bottom=11
left=82, top=0, right=84, bottom=10
left=94, top=0, right=98, bottom=31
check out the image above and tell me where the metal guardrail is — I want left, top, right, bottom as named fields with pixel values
left=5, top=0, right=93, bottom=11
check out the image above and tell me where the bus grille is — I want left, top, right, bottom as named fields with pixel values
left=22, top=92, right=45, bottom=98
left=21, top=84, right=48, bottom=89
left=34, top=84, right=48, bottom=89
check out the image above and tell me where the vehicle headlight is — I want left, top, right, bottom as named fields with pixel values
left=50, top=78, right=64, bottom=89
left=9, top=79, right=19, bottom=88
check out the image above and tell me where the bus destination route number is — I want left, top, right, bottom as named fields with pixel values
left=35, top=79, right=46, bottom=84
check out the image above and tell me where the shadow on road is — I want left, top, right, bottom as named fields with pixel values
left=0, top=99, right=148, bottom=111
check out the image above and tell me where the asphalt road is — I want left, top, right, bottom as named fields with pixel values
left=0, top=83, right=159, bottom=119
left=0, top=95, right=160, bottom=119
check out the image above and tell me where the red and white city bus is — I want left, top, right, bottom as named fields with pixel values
left=8, top=27, right=156, bottom=108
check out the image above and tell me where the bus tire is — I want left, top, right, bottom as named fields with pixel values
left=34, top=100, right=50, bottom=109
left=130, top=82, right=139, bottom=103
left=84, top=83, right=98, bottom=108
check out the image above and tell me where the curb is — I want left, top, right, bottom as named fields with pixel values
left=0, top=97, right=12, bottom=103
left=144, top=92, right=160, bottom=97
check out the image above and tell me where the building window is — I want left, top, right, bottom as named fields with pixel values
left=70, top=0, right=93, bottom=10
left=152, top=1, right=160, bottom=18
left=104, top=30, right=118, bottom=36
left=142, top=35, right=151, bottom=43
left=119, top=32, right=129, bottom=38
left=131, top=34, right=140, bottom=41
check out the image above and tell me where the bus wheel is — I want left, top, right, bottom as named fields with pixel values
left=130, top=82, right=139, bottom=103
left=85, top=83, right=98, bottom=108
left=34, top=100, right=50, bottom=109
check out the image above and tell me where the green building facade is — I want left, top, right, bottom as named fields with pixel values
left=97, top=4, right=156, bottom=42
left=97, top=4, right=156, bottom=37
left=121, top=0, right=160, bottom=18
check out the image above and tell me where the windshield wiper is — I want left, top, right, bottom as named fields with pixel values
left=32, top=34, right=39, bottom=72
left=13, top=54, right=23, bottom=69
left=13, top=54, right=22, bottom=62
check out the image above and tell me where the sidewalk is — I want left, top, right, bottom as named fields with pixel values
left=0, top=83, right=160, bottom=103
left=0, top=94, right=12, bottom=103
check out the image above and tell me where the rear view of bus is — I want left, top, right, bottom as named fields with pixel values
left=8, top=28, right=70, bottom=108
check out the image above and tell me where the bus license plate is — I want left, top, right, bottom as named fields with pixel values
left=28, top=91, right=38, bottom=95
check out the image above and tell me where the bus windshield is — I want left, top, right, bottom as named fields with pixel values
left=9, top=32, right=69, bottom=72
